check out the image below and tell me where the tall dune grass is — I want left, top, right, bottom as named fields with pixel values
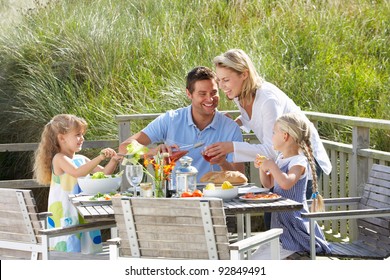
left=0, top=0, right=389, bottom=178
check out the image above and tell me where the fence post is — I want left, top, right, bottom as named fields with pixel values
left=351, top=126, right=370, bottom=197
left=117, top=118, right=131, bottom=192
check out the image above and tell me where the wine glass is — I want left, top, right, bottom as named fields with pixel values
left=201, top=146, right=214, bottom=172
left=125, top=164, right=144, bottom=196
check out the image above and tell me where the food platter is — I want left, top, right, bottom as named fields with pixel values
left=72, top=192, right=133, bottom=204
left=72, top=195, right=113, bottom=205
left=238, top=193, right=281, bottom=203
left=197, top=182, right=248, bottom=187
left=237, top=186, right=269, bottom=195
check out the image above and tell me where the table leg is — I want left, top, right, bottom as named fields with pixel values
left=236, top=214, right=244, bottom=240
left=245, top=213, right=251, bottom=238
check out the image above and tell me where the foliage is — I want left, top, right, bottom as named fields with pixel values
left=0, top=0, right=389, bottom=179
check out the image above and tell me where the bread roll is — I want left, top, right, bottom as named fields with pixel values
left=200, top=171, right=248, bottom=184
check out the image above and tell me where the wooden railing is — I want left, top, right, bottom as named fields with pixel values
left=1, top=111, right=390, bottom=241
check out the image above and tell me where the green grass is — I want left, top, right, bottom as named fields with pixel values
left=0, top=0, right=389, bottom=178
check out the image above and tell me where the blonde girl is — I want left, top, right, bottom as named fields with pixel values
left=255, top=113, right=331, bottom=254
left=34, top=114, right=120, bottom=253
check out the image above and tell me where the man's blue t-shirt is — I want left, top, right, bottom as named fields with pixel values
left=142, top=105, right=243, bottom=180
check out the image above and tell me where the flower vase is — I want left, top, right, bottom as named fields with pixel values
left=154, top=180, right=167, bottom=198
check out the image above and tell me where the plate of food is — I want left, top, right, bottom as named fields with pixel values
left=239, top=192, right=281, bottom=203
left=72, top=192, right=132, bottom=204
left=238, top=186, right=269, bottom=195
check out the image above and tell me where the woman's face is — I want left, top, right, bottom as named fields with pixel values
left=215, top=66, right=247, bottom=100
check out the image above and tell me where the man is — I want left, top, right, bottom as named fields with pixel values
left=119, top=66, right=244, bottom=179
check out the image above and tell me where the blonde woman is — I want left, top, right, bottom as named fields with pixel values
left=255, top=113, right=331, bottom=255
left=207, top=49, right=331, bottom=201
left=33, top=114, right=120, bottom=253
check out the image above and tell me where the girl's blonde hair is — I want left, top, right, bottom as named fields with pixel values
left=276, top=113, right=324, bottom=212
left=33, top=114, right=87, bottom=185
left=213, top=49, right=263, bottom=106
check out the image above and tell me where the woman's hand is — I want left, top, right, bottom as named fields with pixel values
left=204, top=142, right=234, bottom=162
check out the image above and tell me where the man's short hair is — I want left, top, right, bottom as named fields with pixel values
left=186, top=66, right=217, bottom=93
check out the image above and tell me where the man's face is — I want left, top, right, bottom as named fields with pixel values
left=187, top=79, right=219, bottom=116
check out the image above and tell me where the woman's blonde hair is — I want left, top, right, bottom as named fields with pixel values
left=213, top=49, right=263, bottom=106
left=276, top=113, right=324, bottom=212
left=33, top=114, right=87, bottom=185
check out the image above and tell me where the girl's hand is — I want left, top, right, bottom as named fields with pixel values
left=260, top=159, right=275, bottom=174
left=100, top=148, right=117, bottom=160
left=254, top=154, right=267, bottom=168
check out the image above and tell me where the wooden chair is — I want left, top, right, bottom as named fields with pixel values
left=302, top=164, right=390, bottom=260
left=108, top=196, right=283, bottom=260
left=0, top=188, right=116, bottom=260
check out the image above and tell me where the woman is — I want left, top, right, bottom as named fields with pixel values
left=206, top=49, right=331, bottom=200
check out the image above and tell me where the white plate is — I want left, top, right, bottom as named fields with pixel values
left=238, top=194, right=281, bottom=203
left=72, top=195, right=113, bottom=204
left=197, top=182, right=248, bottom=187
left=237, top=186, right=269, bottom=195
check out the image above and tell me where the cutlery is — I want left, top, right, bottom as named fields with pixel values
left=178, top=142, right=204, bottom=150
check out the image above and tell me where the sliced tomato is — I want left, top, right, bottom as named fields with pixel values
left=181, top=192, right=193, bottom=198
left=192, top=189, right=203, bottom=197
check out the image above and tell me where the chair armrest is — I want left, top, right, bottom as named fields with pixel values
left=229, top=228, right=283, bottom=252
left=107, top=237, right=122, bottom=260
left=307, top=197, right=361, bottom=207
left=39, top=220, right=116, bottom=237
left=302, top=208, right=390, bottom=221
left=38, top=212, right=52, bottom=220
left=107, top=237, right=121, bottom=246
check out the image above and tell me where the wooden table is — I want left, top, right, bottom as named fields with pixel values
left=70, top=195, right=303, bottom=240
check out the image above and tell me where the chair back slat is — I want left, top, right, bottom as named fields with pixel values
left=0, top=189, right=42, bottom=260
left=357, top=164, right=390, bottom=250
left=112, top=197, right=230, bottom=260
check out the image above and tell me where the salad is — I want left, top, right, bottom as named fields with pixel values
left=89, top=170, right=123, bottom=179
left=89, top=191, right=133, bottom=201
left=121, top=141, right=149, bottom=165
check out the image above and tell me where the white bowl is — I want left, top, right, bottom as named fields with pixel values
left=203, top=187, right=238, bottom=201
left=77, top=175, right=122, bottom=195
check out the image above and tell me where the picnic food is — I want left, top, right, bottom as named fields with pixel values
left=242, top=192, right=280, bottom=199
left=204, top=183, right=215, bottom=190
left=255, top=154, right=267, bottom=167
left=180, top=189, right=204, bottom=198
left=221, top=181, right=234, bottom=190
left=192, top=189, right=203, bottom=197
left=200, top=171, right=248, bottom=184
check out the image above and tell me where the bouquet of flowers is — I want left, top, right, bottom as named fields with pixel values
left=143, top=151, right=176, bottom=197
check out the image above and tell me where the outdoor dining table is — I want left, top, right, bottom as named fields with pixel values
left=69, top=193, right=303, bottom=241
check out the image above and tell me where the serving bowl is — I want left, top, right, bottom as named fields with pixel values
left=77, top=175, right=122, bottom=195
left=202, top=186, right=238, bottom=201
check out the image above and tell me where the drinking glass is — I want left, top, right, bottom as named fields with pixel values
left=201, top=146, right=213, bottom=172
left=125, top=164, right=144, bottom=196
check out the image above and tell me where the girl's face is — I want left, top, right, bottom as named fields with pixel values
left=272, top=123, right=287, bottom=151
left=60, top=129, right=85, bottom=154
left=215, top=66, right=247, bottom=100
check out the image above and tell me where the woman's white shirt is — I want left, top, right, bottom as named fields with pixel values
left=232, top=81, right=332, bottom=175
